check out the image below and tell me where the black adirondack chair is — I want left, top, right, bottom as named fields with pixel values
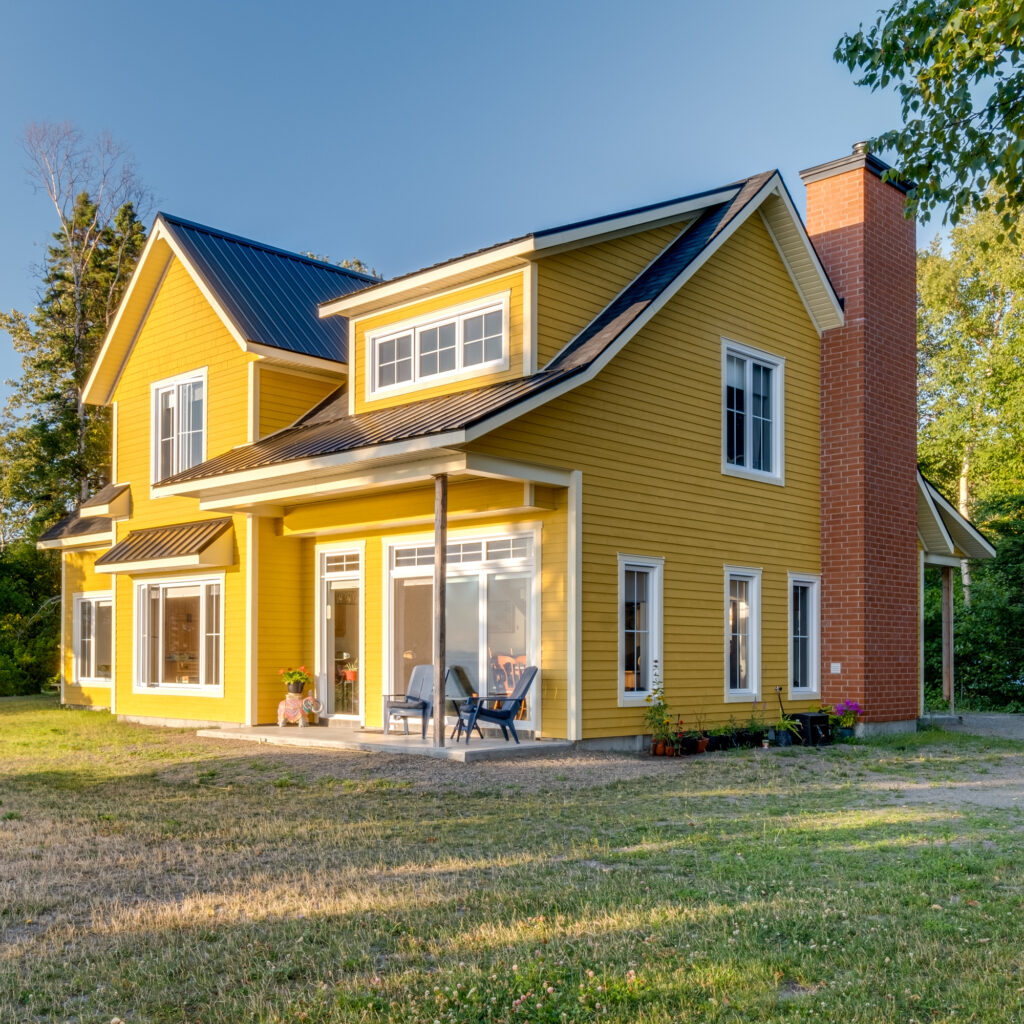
left=383, top=664, right=433, bottom=738
left=455, top=666, right=538, bottom=744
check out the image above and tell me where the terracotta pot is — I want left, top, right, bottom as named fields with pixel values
left=653, top=740, right=666, bottom=756
left=696, top=737, right=709, bottom=754
left=343, top=670, right=357, bottom=682
left=665, top=744, right=676, bottom=756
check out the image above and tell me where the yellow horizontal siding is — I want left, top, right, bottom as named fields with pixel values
left=535, top=222, right=683, bottom=366
left=351, top=271, right=525, bottom=413
left=107, top=257, right=254, bottom=723
left=469, top=212, right=823, bottom=738
left=258, top=367, right=338, bottom=438
left=62, top=550, right=112, bottom=709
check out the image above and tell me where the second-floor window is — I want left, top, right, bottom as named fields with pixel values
left=722, top=340, right=783, bottom=483
left=369, top=297, right=507, bottom=396
left=152, top=371, right=206, bottom=482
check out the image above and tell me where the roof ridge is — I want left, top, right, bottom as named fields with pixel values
left=158, top=212, right=380, bottom=283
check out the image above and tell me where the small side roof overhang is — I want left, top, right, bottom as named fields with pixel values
left=917, top=472, right=996, bottom=564
left=79, top=482, right=131, bottom=519
left=36, top=512, right=114, bottom=551
left=94, top=518, right=235, bottom=575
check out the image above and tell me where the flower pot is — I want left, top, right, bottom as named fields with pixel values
left=286, top=681, right=305, bottom=695
left=653, top=740, right=666, bottom=756
left=665, top=743, right=676, bottom=756
left=837, top=726, right=855, bottom=740
left=343, top=670, right=357, bottom=682
left=696, top=737, right=709, bottom=754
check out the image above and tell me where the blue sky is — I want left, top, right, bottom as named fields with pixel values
left=0, top=0, right=908, bottom=403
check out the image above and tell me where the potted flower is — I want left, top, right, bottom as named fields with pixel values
left=643, top=664, right=673, bottom=755
left=834, top=699, right=863, bottom=740
left=340, top=654, right=358, bottom=683
left=769, top=715, right=801, bottom=747
left=280, top=665, right=312, bottom=695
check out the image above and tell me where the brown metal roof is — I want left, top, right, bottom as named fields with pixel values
left=37, top=511, right=113, bottom=544
left=95, top=518, right=233, bottom=567
left=160, top=172, right=775, bottom=489
left=80, top=482, right=130, bottom=509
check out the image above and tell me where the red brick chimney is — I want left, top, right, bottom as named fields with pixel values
left=800, top=145, right=919, bottom=727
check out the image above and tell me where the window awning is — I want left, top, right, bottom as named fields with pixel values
left=80, top=482, right=131, bottom=519
left=95, top=518, right=234, bottom=574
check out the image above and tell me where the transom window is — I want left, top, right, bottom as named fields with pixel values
left=369, top=298, right=507, bottom=396
left=152, top=370, right=206, bottom=482
left=73, top=593, right=112, bottom=685
left=725, top=566, right=761, bottom=700
left=136, top=577, right=222, bottom=690
left=618, top=555, right=663, bottom=704
left=789, top=574, right=820, bottom=697
left=722, top=340, right=783, bottom=483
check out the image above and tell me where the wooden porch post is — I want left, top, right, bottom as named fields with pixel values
left=432, top=474, right=448, bottom=747
left=941, top=564, right=955, bottom=714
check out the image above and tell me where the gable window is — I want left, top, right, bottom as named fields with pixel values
left=618, top=554, right=663, bottom=705
left=152, top=370, right=206, bottom=482
left=73, top=593, right=113, bottom=685
left=368, top=295, right=508, bottom=397
left=722, top=340, right=783, bottom=483
left=725, top=566, right=761, bottom=700
left=789, top=573, right=820, bottom=697
left=135, top=576, right=222, bottom=691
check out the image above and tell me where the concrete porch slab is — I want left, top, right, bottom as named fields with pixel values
left=195, top=724, right=573, bottom=762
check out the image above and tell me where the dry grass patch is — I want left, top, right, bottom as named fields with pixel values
left=3, top=696, right=1024, bottom=1022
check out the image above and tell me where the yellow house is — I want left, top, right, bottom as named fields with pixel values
left=39, top=149, right=988, bottom=744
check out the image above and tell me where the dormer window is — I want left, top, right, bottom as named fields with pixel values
left=151, top=369, right=206, bottom=483
left=367, top=294, right=508, bottom=398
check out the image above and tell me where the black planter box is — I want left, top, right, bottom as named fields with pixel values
left=792, top=712, right=832, bottom=746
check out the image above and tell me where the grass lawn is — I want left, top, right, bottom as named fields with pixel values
left=3, top=696, right=1024, bottom=1023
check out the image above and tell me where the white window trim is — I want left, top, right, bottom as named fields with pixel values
left=382, top=523, right=541, bottom=732
left=724, top=565, right=762, bottom=702
left=72, top=592, right=113, bottom=687
left=132, top=573, right=225, bottom=696
left=365, top=292, right=510, bottom=401
left=150, top=367, right=209, bottom=491
left=617, top=554, right=664, bottom=707
left=788, top=572, right=821, bottom=699
left=315, top=542, right=366, bottom=725
left=721, top=338, right=785, bottom=486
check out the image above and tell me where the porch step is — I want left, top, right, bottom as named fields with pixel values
left=196, top=725, right=572, bottom=763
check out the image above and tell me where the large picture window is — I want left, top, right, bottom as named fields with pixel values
left=388, top=532, right=536, bottom=725
left=152, top=370, right=206, bottom=482
left=73, top=593, right=112, bottom=685
left=789, top=574, right=820, bottom=697
left=136, top=577, right=222, bottom=690
left=618, top=555, right=663, bottom=704
left=722, top=340, right=783, bottom=483
left=725, top=566, right=761, bottom=700
left=369, top=297, right=507, bottom=396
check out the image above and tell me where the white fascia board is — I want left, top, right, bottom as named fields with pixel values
left=319, top=188, right=740, bottom=319
left=247, top=343, right=347, bottom=375
left=192, top=453, right=471, bottom=510
left=924, top=553, right=964, bottom=568
left=462, top=453, right=573, bottom=488
left=758, top=186, right=845, bottom=333
left=37, top=532, right=115, bottom=552
left=917, top=471, right=957, bottom=557
left=83, top=232, right=173, bottom=406
left=925, top=477, right=997, bottom=559
left=96, top=554, right=206, bottom=575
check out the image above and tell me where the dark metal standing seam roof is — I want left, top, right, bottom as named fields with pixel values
left=37, top=511, right=113, bottom=544
left=95, top=518, right=233, bottom=566
left=160, top=172, right=776, bottom=489
left=160, top=214, right=377, bottom=363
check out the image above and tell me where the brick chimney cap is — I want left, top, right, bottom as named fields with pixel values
left=800, top=147, right=913, bottom=194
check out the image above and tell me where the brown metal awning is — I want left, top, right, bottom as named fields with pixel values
left=80, top=482, right=131, bottom=519
left=95, top=518, right=234, bottom=574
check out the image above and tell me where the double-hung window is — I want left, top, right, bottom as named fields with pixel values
left=789, top=574, right=820, bottom=698
left=73, top=593, right=113, bottom=685
left=722, top=340, right=783, bottom=483
left=618, top=555, right=663, bottom=704
left=725, top=566, right=761, bottom=700
left=136, top=577, right=222, bottom=690
left=369, top=296, right=507, bottom=396
left=152, top=370, right=206, bottom=482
